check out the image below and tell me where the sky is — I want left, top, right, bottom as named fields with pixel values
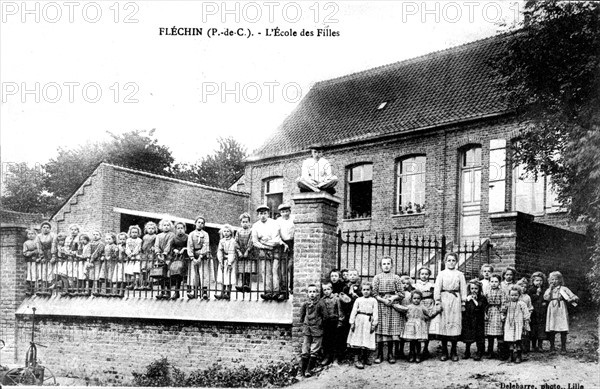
left=0, top=1, right=523, bottom=170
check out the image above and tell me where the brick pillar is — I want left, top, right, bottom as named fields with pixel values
left=291, top=192, right=340, bottom=346
left=0, top=225, right=28, bottom=364
left=490, top=211, right=534, bottom=274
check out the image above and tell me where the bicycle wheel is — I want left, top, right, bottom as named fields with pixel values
left=38, top=366, right=57, bottom=386
left=1, top=367, right=37, bottom=385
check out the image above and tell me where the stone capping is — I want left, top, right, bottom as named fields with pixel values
left=15, top=296, right=293, bottom=325
left=291, top=191, right=341, bottom=206
left=489, top=211, right=535, bottom=222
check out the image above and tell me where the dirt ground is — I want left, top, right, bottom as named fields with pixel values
left=291, top=307, right=599, bottom=389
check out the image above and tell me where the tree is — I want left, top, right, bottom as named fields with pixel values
left=1, top=163, right=60, bottom=214
left=174, top=137, right=247, bottom=189
left=44, top=129, right=175, bottom=203
left=494, top=1, right=600, bottom=301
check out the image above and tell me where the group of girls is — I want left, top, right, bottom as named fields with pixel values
left=340, top=254, right=579, bottom=369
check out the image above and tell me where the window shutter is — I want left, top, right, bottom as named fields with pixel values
left=488, top=139, right=506, bottom=213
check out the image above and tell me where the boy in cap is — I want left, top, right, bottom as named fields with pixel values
left=296, top=146, right=338, bottom=194
left=252, top=204, right=288, bottom=301
left=277, top=203, right=295, bottom=295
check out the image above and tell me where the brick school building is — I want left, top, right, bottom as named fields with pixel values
left=0, top=35, right=591, bottom=384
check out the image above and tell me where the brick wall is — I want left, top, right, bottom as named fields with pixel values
left=245, top=116, right=582, bottom=242
left=14, top=315, right=293, bottom=385
left=54, top=164, right=248, bottom=235
left=0, top=226, right=28, bottom=364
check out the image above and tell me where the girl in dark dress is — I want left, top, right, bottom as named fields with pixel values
left=462, top=279, right=488, bottom=360
left=528, top=271, right=548, bottom=352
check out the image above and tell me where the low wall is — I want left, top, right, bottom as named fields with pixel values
left=15, top=313, right=293, bottom=385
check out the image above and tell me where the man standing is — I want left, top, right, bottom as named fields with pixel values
left=252, top=205, right=288, bottom=301
left=277, top=203, right=295, bottom=295
left=296, top=146, right=338, bottom=194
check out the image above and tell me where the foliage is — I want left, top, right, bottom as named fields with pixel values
left=131, top=358, right=298, bottom=388
left=493, top=1, right=600, bottom=301
left=173, top=136, right=247, bottom=189
left=1, top=163, right=60, bottom=214
left=42, top=129, right=175, bottom=210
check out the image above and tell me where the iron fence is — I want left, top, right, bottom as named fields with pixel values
left=337, top=231, right=491, bottom=283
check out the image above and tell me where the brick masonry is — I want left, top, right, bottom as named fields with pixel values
left=53, top=163, right=248, bottom=234
left=13, top=315, right=293, bottom=385
left=244, top=116, right=586, bottom=241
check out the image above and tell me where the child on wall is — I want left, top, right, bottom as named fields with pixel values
left=484, top=273, right=505, bottom=358
left=544, top=271, right=579, bottom=353
left=299, top=284, right=325, bottom=378
left=502, top=285, right=531, bottom=363
left=23, top=228, right=39, bottom=296
left=372, top=257, right=403, bottom=364
left=154, top=219, right=175, bottom=300
left=140, top=221, right=158, bottom=291
left=414, top=267, right=435, bottom=359
left=51, top=232, right=68, bottom=293
left=462, top=279, right=487, bottom=361
left=319, top=282, right=345, bottom=366
left=98, top=232, right=118, bottom=297
left=215, top=224, right=237, bottom=300
left=125, top=226, right=142, bottom=290
left=169, top=222, right=188, bottom=300
left=430, top=252, right=467, bottom=362
left=64, top=224, right=80, bottom=296
left=36, top=222, right=55, bottom=295
left=235, top=213, right=254, bottom=293
left=347, top=282, right=378, bottom=369
left=113, top=232, right=128, bottom=297
left=77, top=234, right=92, bottom=296
left=88, top=231, right=105, bottom=295
left=187, top=216, right=211, bottom=300
left=528, top=271, right=548, bottom=352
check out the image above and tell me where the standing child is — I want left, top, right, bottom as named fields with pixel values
left=235, top=213, right=254, bottom=293
left=154, top=220, right=175, bottom=299
left=340, top=269, right=362, bottom=359
left=112, top=232, right=128, bottom=297
left=125, top=226, right=142, bottom=290
left=372, top=257, right=403, bottom=364
left=528, top=271, right=548, bottom=352
left=394, top=274, right=413, bottom=360
left=140, top=222, right=158, bottom=291
left=319, top=282, right=345, bottom=366
left=98, top=233, right=118, bottom=297
left=347, top=282, right=378, bottom=369
left=215, top=224, right=237, bottom=300
left=299, top=284, right=325, bottom=378
left=502, top=285, right=531, bottom=363
left=169, top=222, right=188, bottom=300
left=277, top=203, right=295, bottom=295
left=462, top=279, right=487, bottom=361
left=414, top=267, right=435, bottom=359
left=341, top=269, right=349, bottom=284
left=77, top=234, right=91, bottom=296
left=395, top=290, right=435, bottom=363
left=484, top=274, right=506, bottom=358
left=51, top=233, right=68, bottom=293
left=88, top=231, right=105, bottom=295
left=36, top=222, right=55, bottom=295
left=330, top=269, right=345, bottom=295
left=480, top=264, right=494, bottom=295
left=501, top=267, right=518, bottom=295
left=23, top=229, right=39, bottom=296
left=187, top=217, right=211, bottom=299
left=517, top=278, right=534, bottom=353
left=430, top=252, right=467, bottom=362
left=63, top=224, right=80, bottom=296
left=544, top=271, right=579, bottom=353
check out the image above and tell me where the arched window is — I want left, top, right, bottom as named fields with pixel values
left=345, top=163, right=372, bottom=219
left=396, top=155, right=426, bottom=214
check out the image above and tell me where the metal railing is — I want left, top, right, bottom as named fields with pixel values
left=337, top=231, right=490, bottom=282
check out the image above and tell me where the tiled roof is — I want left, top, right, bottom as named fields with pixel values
left=251, top=34, right=509, bottom=160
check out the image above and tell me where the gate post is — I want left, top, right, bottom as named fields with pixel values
left=291, top=192, right=340, bottom=348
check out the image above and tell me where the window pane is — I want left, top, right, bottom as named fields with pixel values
left=266, top=178, right=283, bottom=194
left=266, top=193, right=283, bottom=218
left=349, top=164, right=373, bottom=182
left=462, top=171, right=473, bottom=203
left=463, top=147, right=482, bottom=167
left=397, top=156, right=426, bottom=212
left=349, top=181, right=372, bottom=218
left=513, top=165, right=544, bottom=215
